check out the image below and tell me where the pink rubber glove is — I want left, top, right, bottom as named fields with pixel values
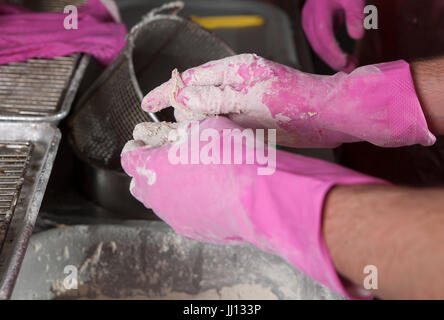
left=302, top=0, right=366, bottom=72
left=121, top=116, right=387, bottom=299
left=142, top=54, right=436, bottom=148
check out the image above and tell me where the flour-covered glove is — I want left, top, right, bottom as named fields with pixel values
left=142, top=54, right=435, bottom=148
left=121, top=116, right=388, bottom=299
left=302, top=0, right=366, bottom=72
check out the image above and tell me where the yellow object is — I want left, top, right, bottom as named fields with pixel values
left=190, top=15, right=265, bottom=29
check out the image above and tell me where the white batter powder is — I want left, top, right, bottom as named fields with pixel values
left=72, top=283, right=278, bottom=300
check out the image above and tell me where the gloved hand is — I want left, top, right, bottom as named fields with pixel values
left=302, top=0, right=366, bottom=72
left=142, top=54, right=436, bottom=148
left=121, top=116, right=387, bottom=299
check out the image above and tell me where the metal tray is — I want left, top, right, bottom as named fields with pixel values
left=12, top=221, right=342, bottom=300
left=0, top=122, right=61, bottom=299
left=0, top=0, right=91, bottom=123
left=0, top=54, right=90, bottom=124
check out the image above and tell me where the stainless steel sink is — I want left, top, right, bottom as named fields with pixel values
left=12, top=221, right=342, bottom=300
left=24, top=0, right=340, bottom=300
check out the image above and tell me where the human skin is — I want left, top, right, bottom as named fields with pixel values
left=411, top=56, right=444, bottom=135
left=324, top=185, right=444, bottom=299
left=323, top=57, right=444, bottom=299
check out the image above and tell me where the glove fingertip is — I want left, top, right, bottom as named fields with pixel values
left=141, top=80, right=172, bottom=112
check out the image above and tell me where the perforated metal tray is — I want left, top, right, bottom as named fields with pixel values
left=0, top=142, right=33, bottom=247
left=0, top=54, right=90, bottom=123
left=1, top=0, right=90, bottom=123
left=0, top=122, right=60, bottom=299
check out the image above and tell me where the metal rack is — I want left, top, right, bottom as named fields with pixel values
left=0, top=142, right=33, bottom=249
left=0, top=123, right=60, bottom=300
left=0, top=0, right=80, bottom=299
left=0, top=0, right=90, bottom=123
left=0, top=56, right=80, bottom=119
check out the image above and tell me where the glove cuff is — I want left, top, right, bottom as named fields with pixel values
left=334, top=60, right=436, bottom=147
left=246, top=152, right=389, bottom=299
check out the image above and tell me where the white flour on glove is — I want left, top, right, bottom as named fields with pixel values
left=122, top=121, right=190, bottom=154
left=169, top=69, right=208, bottom=122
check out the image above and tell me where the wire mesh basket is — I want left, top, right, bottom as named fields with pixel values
left=69, top=1, right=235, bottom=170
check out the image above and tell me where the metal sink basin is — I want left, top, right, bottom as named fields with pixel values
left=22, top=0, right=339, bottom=300
left=11, top=221, right=342, bottom=300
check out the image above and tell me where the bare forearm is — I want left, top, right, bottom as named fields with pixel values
left=411, top=56, right=444, bottom=135
left=323, top=184, right=444, bottom=299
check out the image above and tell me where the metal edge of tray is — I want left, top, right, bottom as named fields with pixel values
left=0, top=54, right=91, bottom=124
left=0, top=122, right=61, bottom=299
